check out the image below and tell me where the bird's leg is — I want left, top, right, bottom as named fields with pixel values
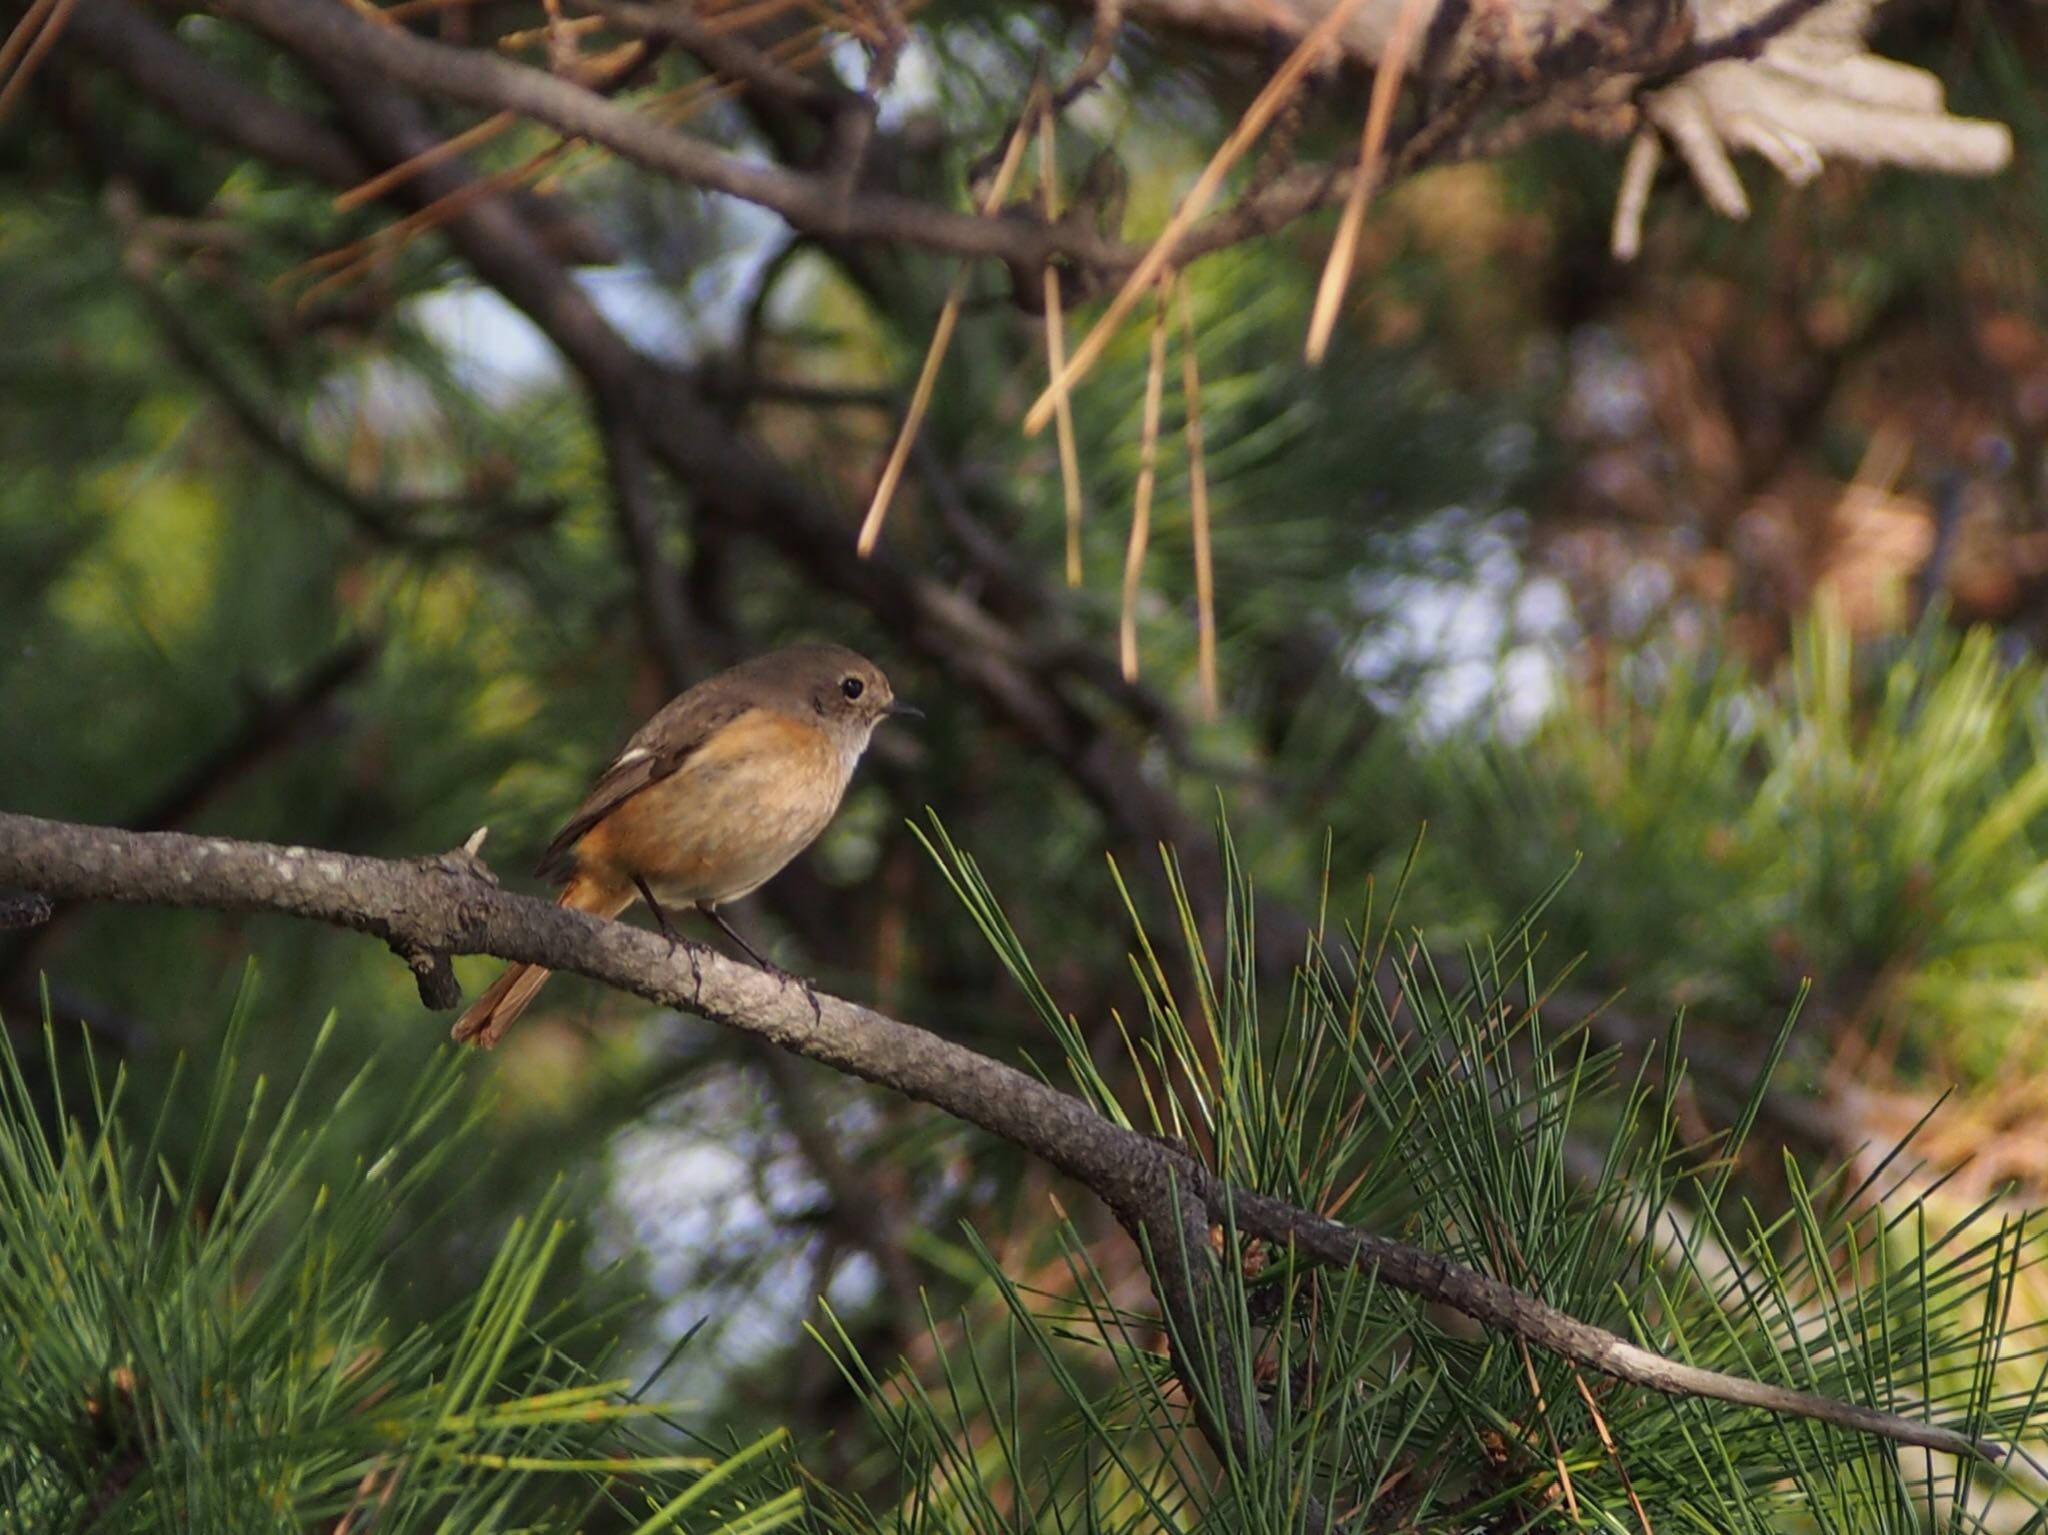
left=703, top=907, right=822, bottom=1025
left=632, top=874, right=681, bottom=953
left=700, top=904, right=770, bottom=967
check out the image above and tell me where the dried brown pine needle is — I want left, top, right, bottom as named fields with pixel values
left=1304, top=0, right=1425, bottom=364
left=0, top=0, right=80, bottom=123
left=291, top=145, right=566, bottom=306
left=1177, top=277, right=1216, bottom=718
left=336, top=112, right=516, bottom=212
left=1121, top=279, right=1171, bottom=682
left=1022, top=0, right=1375, bottom=438
left=857, top=95, right=1036, bottom=557
left=497, top=13, right=605, bottom=51
left=1518, top=1338, right=1579, bottom=1522
left=0, top=0, right=58, bottom=85
left=1573, top=1373, right=1653, bottom=1534
left=1039, top=108, right=1086, bottom=588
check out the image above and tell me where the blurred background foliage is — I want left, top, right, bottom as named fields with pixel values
left=4, top=0, right=2048, bottom=1523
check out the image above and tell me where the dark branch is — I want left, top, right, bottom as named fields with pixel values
left=1653, top=0, right=1835, bottom=78
left=0, top=811, right=2012, bottom=1470
left=120, top=251, right=563, bottom=550
left=570, top=0, right=847, bottom=113
left=210, top=0, right=1113, bottom=270
left=0, top=895, right=54, bottom=931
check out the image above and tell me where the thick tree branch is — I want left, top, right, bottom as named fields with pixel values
left=194, top=0, right=1651, bottom=282
left=570, top=0, right=848, bottom=114
left=0, top=810, right=2015, bottom=1470
left=211, top=0, right=1114, bottom=271
left=58, top=0, right=363, bottom=185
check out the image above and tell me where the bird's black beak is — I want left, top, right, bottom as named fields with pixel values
left=884, top=700, right=923, bottom=720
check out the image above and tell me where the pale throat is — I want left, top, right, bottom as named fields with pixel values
left=829, top=716, right=879, bottom=777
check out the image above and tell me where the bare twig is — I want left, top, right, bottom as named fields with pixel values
left=1054, top=0, right=1119, bottom=108
left=601, top=415, right=700, bottom=690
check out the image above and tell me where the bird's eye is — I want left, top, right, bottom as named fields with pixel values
left=840, top=676, right=865, bottom=701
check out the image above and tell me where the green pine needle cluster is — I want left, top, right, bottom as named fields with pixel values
left=833, top=820, right=2048, bottom=1531
left=1427, top=610, right=2048, bottom=1081
left=0, top=977, right=801, bottom=1534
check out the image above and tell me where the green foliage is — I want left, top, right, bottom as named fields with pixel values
left=0, top=975, right=800, bottom=1534
left=1423, top=610, right=2048, bottom=1080
left=828, top=824, right=2048, bottom=1530
left=6, top=0, right=2048, bottom=1523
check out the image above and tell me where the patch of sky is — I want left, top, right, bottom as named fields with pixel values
left=593, top=1045, right=910, bottom=1401
left=1349, top=505, right=1575, bottom=742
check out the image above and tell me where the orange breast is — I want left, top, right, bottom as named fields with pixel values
left=572, top=708, right=853, bottom=908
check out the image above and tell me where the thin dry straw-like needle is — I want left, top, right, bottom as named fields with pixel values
left=335, top=112, right=516, bottom=212
left=289, top=146, right=565, bottom=305
left=1120, top=279, right=1170, bottom=683
left=1039, top=108, right=1086, bottom=588
left=1304, top=0, right=1426, bottom=364
left=1572, top=1373, right=1653, bottom=1534
left=1022, top=0, right=1374, bottom=438
left=856, top=98, right=1036, bottom=557
left=0, top=0, right=79, bottom=122
left=0, top=0, right=57, bottom=84
left=1176, top=277, right=1216, bottom=719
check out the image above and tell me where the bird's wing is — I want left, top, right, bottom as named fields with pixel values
left=535, top=689, right=755, bottom=880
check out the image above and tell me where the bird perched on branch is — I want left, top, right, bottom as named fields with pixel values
left=453, top=644, right=918, bottom=1047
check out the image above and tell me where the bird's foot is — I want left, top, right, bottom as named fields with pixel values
left=632, top=875, right=683, bottom=956
left=701, top=906, right=821, bottom=1022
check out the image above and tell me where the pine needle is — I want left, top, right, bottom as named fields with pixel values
left=0, top=0, right=79, bottom=123
left=1573, top=1372, right=1654, bottom=1534
left=1021, top=0, right=1374, bottom=438
left=1304, top=0, right=1425, bottom=364
left=289, top=146, right=566, bottom=306
left=857, top=94, right=1036, bottom=557
left=0, top=0, right=57, bottom=87
left=1519, top=1338, right=1580, bottom=1520
left=1121, top=279, right=1170, bottom=682
left=1176, top=276, right=1216, bottom=718
left=335, top=112, right=516, bottom=212
left=1040, top=107, right=1087, bottom=588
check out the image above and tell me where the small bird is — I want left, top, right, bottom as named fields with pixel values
left=453, top=644, right=917, bottom=1048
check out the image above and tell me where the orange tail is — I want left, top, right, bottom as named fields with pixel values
left=452, top=877, right=632, bottom=1048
